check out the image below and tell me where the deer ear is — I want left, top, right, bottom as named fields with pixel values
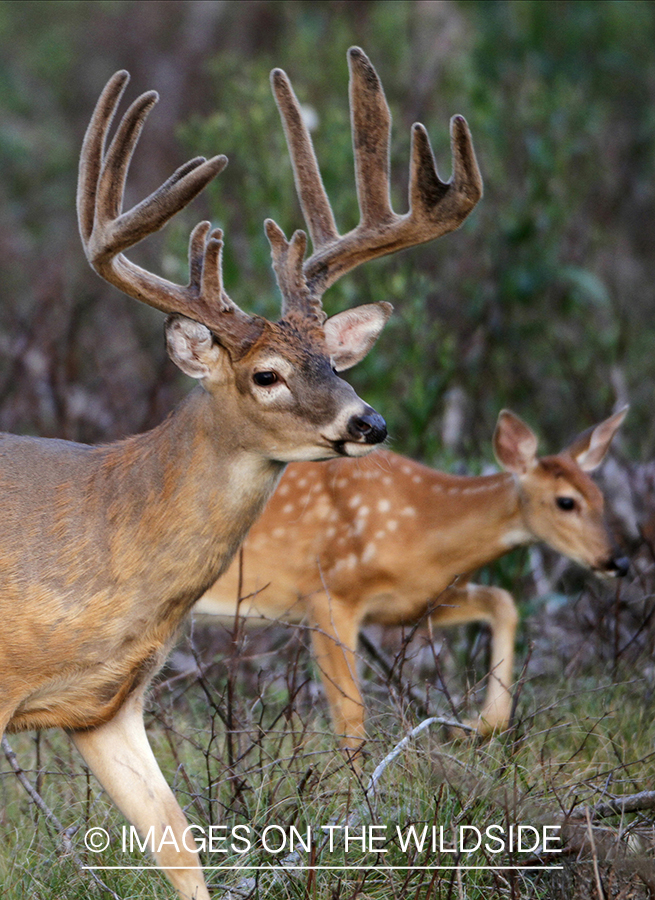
left=165, top=315, right=224, bottom=380
left=323, top=301, right=392, bottom=371
left=493, top=410, right=539, bottom=474
left=567, top=405, right=628, bottom=471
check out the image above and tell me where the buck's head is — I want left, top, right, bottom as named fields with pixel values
left=164, top=223, right=390, bottom=462
left=493, top=407, right=629, bottom=576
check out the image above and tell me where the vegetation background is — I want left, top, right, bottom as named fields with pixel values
left=0, top=2, right=654, bottom=898
left=0, top=0, right=652, bottom=460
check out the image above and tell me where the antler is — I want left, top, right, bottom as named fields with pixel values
left=77, top=70, right=263, bottom=351
left=270, top=46, right=483, bottom=300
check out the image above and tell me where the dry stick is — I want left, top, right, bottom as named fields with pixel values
left=585, top=790, right=655, bottom=821
left=226, top=547, right=246, bottom=773
left=585, top=808, right=606, bottom=900
left=1, top=736, right=123, bottom=900
left=366, top=716, right=457, bottom=797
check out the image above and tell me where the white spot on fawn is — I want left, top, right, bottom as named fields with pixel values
left=353, top=519, right=366, bottom=536
left=377, top=499, right=391, bottom=513
left=362, top=543, right=377, bottom=563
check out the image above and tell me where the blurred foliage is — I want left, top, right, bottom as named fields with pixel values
left=0, top=0, right=652, bottom=466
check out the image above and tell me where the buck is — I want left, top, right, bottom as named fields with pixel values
left=196, top=407, right=629, bottom=751
left=0, top=49, right=482, bottom=900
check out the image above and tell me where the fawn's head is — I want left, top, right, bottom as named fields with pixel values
left=77, top=49, right=481, bottom=463
left=493, top=407, right=629, bottom=576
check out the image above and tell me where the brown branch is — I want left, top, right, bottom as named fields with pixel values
left=589, top=790, right=655, bottom=821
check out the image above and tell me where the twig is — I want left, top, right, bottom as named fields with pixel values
left=2, top=736, right=123, bottom=899
left=585, top=808, right=606, bottom=900
left=365, top=716, right=462, bottom=796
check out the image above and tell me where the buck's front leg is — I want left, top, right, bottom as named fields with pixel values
left=310, top=594, right=365, bottom=757
left=71, top=691, right=209, bottom=900
left=430, top=584, right=519, bottom=735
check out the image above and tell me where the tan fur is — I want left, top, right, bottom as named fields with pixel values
left=196, top=409, right=628, bottom=751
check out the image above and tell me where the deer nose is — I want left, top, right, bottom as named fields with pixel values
left=606, top=556, right=630, bottom=577
left=348, top=410, right=387, bottom=445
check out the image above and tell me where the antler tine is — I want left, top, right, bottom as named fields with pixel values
left=77, top=69, right=130, bottom=244
left=270, top=69, right=339, bottom=251
left=348, top=46, right=394, bottom=228
left=264, top=220, right=325, bottom=323
left=272, top=47, right=483, bottom=299
left=77, top=71, right=261, bottom=350
left=408, top=116, right=482, bottom=234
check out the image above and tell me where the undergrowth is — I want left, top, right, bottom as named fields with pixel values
left=2, top=584, right=654, bottom=900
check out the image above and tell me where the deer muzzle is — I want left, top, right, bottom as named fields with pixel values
left=346, top=409, right=387, bottom=445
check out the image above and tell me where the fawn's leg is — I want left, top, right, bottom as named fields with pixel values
left=310, top=593, right=365, bottom=754
left=431, top=583, right=519, bottom=733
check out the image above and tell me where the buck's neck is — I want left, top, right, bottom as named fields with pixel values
left=421, top=468, right=531, bottom=576
left=89, top=385, right=285, bottom=600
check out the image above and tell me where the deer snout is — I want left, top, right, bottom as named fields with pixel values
left=347, top=410, right=387, bottom=445
left=604, top=555, right=630, bottom=577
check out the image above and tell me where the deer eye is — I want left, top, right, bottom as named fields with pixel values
left=253, top=371, right=279, bottom=387
left=556, top=497, right=576, bottom=512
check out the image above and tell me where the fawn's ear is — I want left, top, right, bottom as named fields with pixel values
left=323, top=302, right=392, bottom=371
left=566, top=406, right=629, bottom=472
left=493, top=409, right=539, bottom=474
left=165, top=315, right=224, bottom=380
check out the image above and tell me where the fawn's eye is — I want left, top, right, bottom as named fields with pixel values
left=556, top=496, right=576, bottom=512
left=253, top=371, right=279, bottom=387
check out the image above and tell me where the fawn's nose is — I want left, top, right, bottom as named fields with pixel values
left=348, top=410, right=387, bottom=445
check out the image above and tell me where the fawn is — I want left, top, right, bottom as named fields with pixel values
left=196, top=407, right=628, bottom=751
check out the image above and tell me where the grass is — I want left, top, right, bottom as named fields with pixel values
left=1, top=585, right=654, bottom=899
